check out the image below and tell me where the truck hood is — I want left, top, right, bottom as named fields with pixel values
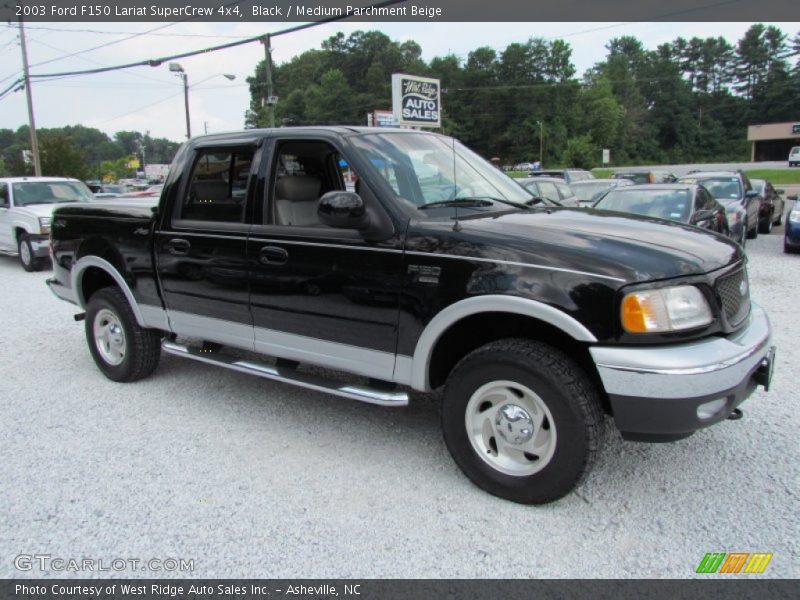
left=411, top=207, right=742, bottom=285
left=14, top=203, right=62, bottom=219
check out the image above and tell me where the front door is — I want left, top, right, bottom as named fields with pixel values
left=154, top=143, right=259, bottom=350
left=246, top=135, right=404, bottom=381
left=0, top=183, right=12, bottom=250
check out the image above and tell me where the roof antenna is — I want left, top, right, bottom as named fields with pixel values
left=451, top=133, right=462, bottom=232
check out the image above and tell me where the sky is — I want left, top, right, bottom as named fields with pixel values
left=0, top=20, right=798, bottom=145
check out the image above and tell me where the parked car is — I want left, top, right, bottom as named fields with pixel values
left=516, top=176, right=578, bottom=207
left=592, top=184, right=729, bottom=235
left=612, top=170, right=678, bottom=184
left=119, top=184, right=164, bottom=199
left=789, top=146, right=800, bottom=167
left=0, top=176, right=94, bottom=271
left=750, top=178, right=785, bottom=234
left=678, top=171, right=760, bottom=246
left=514, top=162, right=537, bottom=171
left=93, top=184, right=131, bottom=199
left=526, top=169, right=594, bottom=184
left=785, top=194, right=800, bottom=253
left=46, top=127, right=774, bottom=505
left=570, top=179, right=633, bottom=207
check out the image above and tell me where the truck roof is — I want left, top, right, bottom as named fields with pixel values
left=0, top=176, right=80, bottom=184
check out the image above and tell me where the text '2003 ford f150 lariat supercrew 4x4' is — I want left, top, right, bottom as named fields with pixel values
left=46, top=128, right=775, bottom=504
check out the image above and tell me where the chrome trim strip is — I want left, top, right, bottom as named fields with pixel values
left=411, top=295, right=598, bottom=392
left=404, top=251, right=626, bottom=282
left=162, top=341, right=409, bottom=407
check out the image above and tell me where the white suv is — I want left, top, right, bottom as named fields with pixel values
left=789, top=146, right=800, bottom=167
left=0, top=177, right=94, bottom=271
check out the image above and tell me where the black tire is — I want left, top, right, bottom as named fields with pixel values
left=85, top=287, right=161, bottom=382
left=17, top=234, right=41, bottom=272
left=746, top=218, right=758, bottom=239
left=758, top=212, right=773, bottom=234
left=441, top=338, right=604, bottom=504
left=775, top=210, right=782, bottom=226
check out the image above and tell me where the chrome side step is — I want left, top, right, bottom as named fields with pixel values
left=161, top=340, right=409, bottom=407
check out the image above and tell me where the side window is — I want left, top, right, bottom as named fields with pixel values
left=536, top=181, right=559, bottom=202
left=178, top=147, right=254, bottom=223
left=0, top=183, right=8, bottom=208
left=555, top=182, right=572, bottom=200
left=270, top=140, right=354, bottom=227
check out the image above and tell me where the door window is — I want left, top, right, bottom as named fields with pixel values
left=0, top=184, right=8, bottom=208
left=535, top=181, right=559, bottom=202
left=177, top=147, right=254, bottom=223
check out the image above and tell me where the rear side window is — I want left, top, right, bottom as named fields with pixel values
left=555, top=182, right=573, bottom=200
left=535, top=181, right=559, bottom=202
left=179, top=147, right=254, bottom=223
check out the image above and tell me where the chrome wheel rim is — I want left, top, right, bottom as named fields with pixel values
left=19, top=241, right=31, bottom=266
left=93, top=308, right=126, bottom=366
left=465, top=380, right=557, bottom=477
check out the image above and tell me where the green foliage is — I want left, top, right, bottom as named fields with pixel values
left=38, top=132, right=90, bottom=180
left=563, top=135, right=599, bottom=169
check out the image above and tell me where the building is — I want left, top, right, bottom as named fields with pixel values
left=747, top=121, right=800, bottom=161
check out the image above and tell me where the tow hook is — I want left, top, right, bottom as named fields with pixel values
left=753, top=347, right=776, bottom=391
left=73, top=313, right=86, bottom=322
left=728, top=408, right=744, bottom=420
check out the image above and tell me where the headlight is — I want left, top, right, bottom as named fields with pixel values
left=621, top=286, right=713, bottom=333
left=790, top=210, right=800, bottom=224
left=38, top=217, right=51, bottom=233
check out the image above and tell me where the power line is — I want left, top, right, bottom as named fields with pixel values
left=2, top=24, right=252, bottom=39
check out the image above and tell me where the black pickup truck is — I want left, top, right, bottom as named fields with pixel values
left=47, top=127, right=775, bottom=504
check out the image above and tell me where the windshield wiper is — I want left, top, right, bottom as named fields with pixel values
left=418, top=198, right=494, bottom=209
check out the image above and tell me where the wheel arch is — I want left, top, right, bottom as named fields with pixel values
left=409, top=295, right=600, bottom=393
left=71, top=255, right=145, bottom=327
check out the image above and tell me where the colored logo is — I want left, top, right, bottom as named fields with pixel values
left=696, top=552, right=773, bottom=574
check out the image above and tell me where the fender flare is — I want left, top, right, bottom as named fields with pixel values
left=409, top=295, right=598, bottom=391
left=70, top=256, right=146, bottom=326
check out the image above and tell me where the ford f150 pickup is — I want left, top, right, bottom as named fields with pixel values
left=46, top=127, right=775, bottom=504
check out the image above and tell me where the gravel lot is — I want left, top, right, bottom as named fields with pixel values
left=1, top=215, right=798, bottom=579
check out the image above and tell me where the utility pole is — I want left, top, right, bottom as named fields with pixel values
left=18, top=20, right=41, bottom=176
left=537, top=120, right=544, bottom=167
left=181, top=72, right=191, bottom=139
left=261, top=34, right=275, bottom=128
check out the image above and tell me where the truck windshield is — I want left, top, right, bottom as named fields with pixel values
left=13, top=181, right=94, bottom=206
left=351, top=132, right=532, bottom=214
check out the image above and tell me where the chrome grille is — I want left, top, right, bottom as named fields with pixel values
left=715, top=268, right=750, bottom=327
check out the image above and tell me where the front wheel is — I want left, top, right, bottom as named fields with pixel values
left=747, top=218, right=759, bottom=239
left=85, top=287, right=161, bottom=382
left=759, top=212, right=773, bottom=234
left=18, top=234, right=41, bottom=272
left=441, top=339, right=604, bottom=504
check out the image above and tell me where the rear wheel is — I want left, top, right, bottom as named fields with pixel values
left=759, top=211, right=773, bottom=234
left=85, top=287, right=161, bottom=382
left=746, top=218, right=758, bottom=239
left=441, top=339, right=603, bottom=504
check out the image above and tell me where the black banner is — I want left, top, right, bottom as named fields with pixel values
left=3, top=0, right=799, bottom=22
left=2, top=579, right=799, bottom=600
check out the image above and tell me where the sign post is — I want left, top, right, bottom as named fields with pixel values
left=602, top=148, right=611, bottom=166
left=392, top=73, right=441, bottom=128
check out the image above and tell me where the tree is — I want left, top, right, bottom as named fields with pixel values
left=304, top=69, right=357, bottom=125
left=563, top=135, right=598, bottom=169
left=38, top=132, right=90, bottom=180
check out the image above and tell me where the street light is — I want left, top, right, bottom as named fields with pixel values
left=169, top=62, right=235, bottom=139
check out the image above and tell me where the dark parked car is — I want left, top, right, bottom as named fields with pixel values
left=592, top=184, right=729, bottom=235
left=612, top=170, right=678, bottom=184
left=750, top=178, right=785, bottom=234
left=571, top=179, right=633, bottom=207
left=678, top=171, right=760, bottom=246
left=525, top=169, right=594, bottom=184
left=785, top=194, right=800, bottom=253
left=46, top=127, right=774, bottom=505
left=517, top=176, right=578, bottom=207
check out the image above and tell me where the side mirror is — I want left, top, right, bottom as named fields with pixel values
left=318, top=191, right=369, bottom=229
left=745, top=190, right=759, bottom=199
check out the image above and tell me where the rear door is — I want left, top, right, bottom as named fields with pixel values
left=246, top=133, right=404, bottom=381
left=154, top=141, right=260, bottom=350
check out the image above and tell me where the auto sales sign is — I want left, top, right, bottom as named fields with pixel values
left=392, top=74, right=441, bottom=128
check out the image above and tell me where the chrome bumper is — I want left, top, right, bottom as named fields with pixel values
left=590, top=303, right=773, bottom=441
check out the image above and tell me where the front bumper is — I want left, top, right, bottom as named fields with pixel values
left=590, top=303, right=774, bottom=442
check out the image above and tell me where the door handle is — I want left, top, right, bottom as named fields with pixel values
left=259, top=246, right=288, bottom=265
left=165, top=238, right=190, bottom=256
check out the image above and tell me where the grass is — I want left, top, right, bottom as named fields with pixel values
left=743, top=169, right=800, bottom=185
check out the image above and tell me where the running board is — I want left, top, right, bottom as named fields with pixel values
left=161, top=340, right=409, bottom=407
